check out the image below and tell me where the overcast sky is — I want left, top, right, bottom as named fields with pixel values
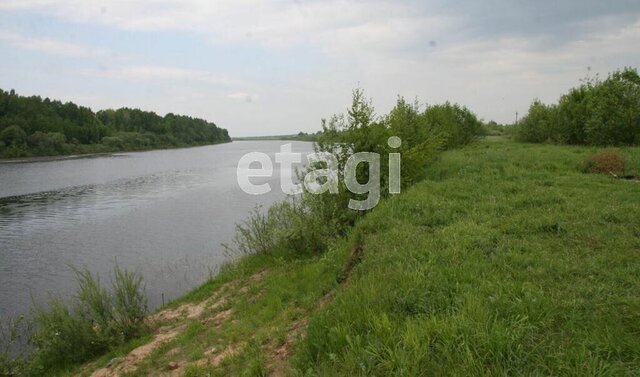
left=1, top=1, right=639, bottom=136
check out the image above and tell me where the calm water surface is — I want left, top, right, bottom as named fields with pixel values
left=0, top=141, right=313, bottom=320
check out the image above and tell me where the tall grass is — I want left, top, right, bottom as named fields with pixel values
left=0, top=316, right=30, bottom=376
left=224, top=199, right=334, bottom=257
left=26, top=264, right=148, bottom=375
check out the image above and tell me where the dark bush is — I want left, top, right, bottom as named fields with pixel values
left=27, top=131, right=67, bottom=155
left=0, top=125, right=27, bottom=147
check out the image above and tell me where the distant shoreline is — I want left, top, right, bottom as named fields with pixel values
left=232, top=134, right=317, bottom=142
left=0, top=152, right=115, bottom=164
left=0, top=141, right=232, bottom=164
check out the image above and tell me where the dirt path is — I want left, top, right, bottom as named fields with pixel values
left=80, top=267, right=340, bottom=376
left=85, top=281, right=236, bottom=376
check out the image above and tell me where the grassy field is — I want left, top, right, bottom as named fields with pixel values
left=77, top=139, right=640, bottom=376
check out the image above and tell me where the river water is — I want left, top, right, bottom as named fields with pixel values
left=0, top=141, right=313, bottom=321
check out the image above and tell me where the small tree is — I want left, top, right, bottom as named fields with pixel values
left=515, top=100, right=558, bottom=143
left=585, top=68, right=640, bottom=145
left=27, top=132, right=67, bottom=155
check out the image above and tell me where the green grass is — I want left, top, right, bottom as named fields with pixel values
left=77, top=140, right=640, bottom=376
left=296, top=140, right=640, bottom=375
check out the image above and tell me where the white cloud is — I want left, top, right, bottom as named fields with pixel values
left=0, top=30, right=108, bottom=58
left=80, top=65, right=259, bottom=109
left=226, top=92, right=254, bottom=102
left=83, top=65, right=241, bottom=86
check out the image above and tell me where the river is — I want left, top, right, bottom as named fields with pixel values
left=0, top=141, right=313, bottom=321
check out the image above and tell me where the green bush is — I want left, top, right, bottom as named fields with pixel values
left=516, top=67, right=640, bottom=146
left=224, top=206, right=278, bottom=255
left=28, top=265, right=147, bottom=374
left=422, top=102, right=482, bottom=149
left=584, top=69, right=640, bottom=145
left=0, top=144, right=27, bottom=158
left=227, top=89, right=473, bottom=258
left=101, top=136, right=124, bottom=149
left=0, top=125, right=27, bottom=147
left=224, top=200, right=333, bottom=256
left=27, top=131, right=67, bottom=156
left=313, top=90, right=458, bottom=224
left=0, top=125, right=29, bottom=157
left=482, top=121, right=506, bottom=136
left=515, top=100, right=558, bottom=143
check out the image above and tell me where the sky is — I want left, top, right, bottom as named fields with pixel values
left=0, top=1, right=639, bottom=137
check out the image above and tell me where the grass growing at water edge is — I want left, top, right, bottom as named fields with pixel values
left=2, top=264, right=149, bottom=376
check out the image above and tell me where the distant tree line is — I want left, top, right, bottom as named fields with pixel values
left=0, top=89, right=230, bottom=158
left=232, top=131, right=321, bottom=142
left=515, top=67, right=640, bottom=146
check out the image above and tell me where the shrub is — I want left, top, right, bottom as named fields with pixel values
left=517, top=67, right=640, bottom=146
left=28, top=265, right=147, bottom=374
left=101, top=136, right=124, bottom=149
left=29, top=298, right=103, bottom=371
left=224, top=200, right=333, bottom=256
left=111, top=267, right=147, bottom=340
left=224, top=206, right=278, bottom=255
left=225, top=89, right=467, bottom=262
left=315, top=91, right=454, bottom=217
left=515, top=100, right=558, bottom=143
left=0, top=125, right=27, bottom=147
left=422, top=102, right=483, bottom=149
left=482, top=121, right=505, bottom=136
left=273, top=200, right=334, bottom=254
left=580, top=150, right=627, bottom=175
left=227, top=89, right=458, bottom=258
left=584, top=69, right=640, bottom=145
left=27, top=131, right=67, bottom=156
left=0, top=144, right=28, bottom=158
left=0, top=126, right=29, bottom=157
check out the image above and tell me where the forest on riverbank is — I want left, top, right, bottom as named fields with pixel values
left=0, top=89, right=230, bottom=159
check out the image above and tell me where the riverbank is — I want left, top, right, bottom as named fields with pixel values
left=0, top=141, right=233, bottom=164
left=71, top=139, right=640, bottom=376
left=232, top=134, right=317, bottom=142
